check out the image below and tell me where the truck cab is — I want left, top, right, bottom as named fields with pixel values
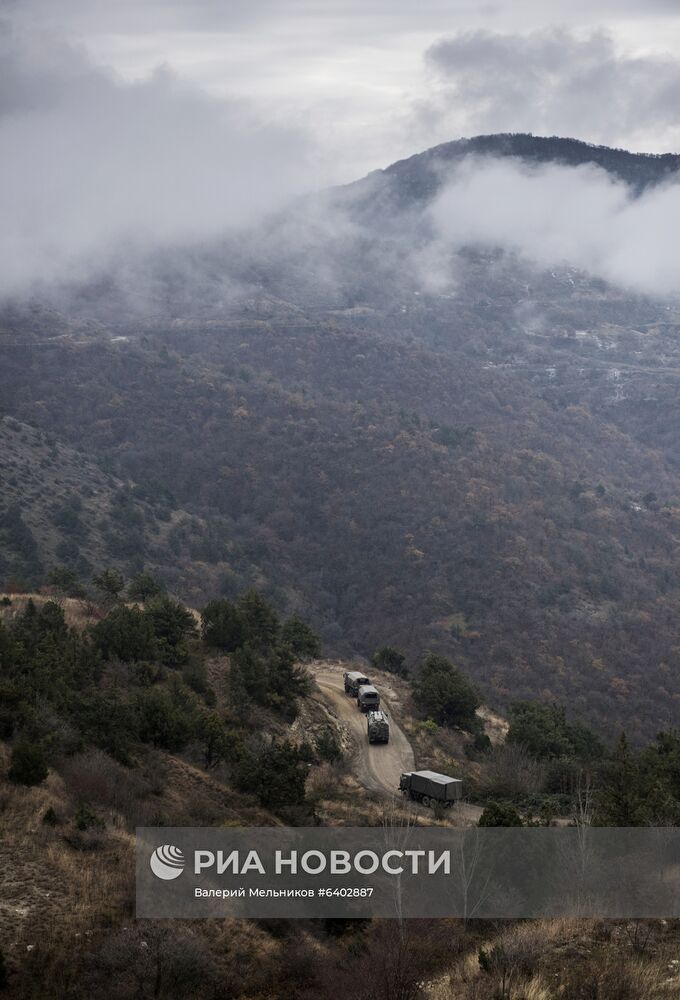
left=357, top=684, right=380, bottom=712
left=344, top=670, right=370, bottom=696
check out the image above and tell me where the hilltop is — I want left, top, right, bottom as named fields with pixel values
left=345, top=132, right=680, bottom=212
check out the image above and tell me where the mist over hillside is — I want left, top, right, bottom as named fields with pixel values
left=4, top=133, right=680, bottom=739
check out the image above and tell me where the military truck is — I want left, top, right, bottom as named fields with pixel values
left=357, top=684, right=380, bottom=713
left=344, top=670, right=370, bottom=696
left=399, top=770, right=462, bottom=808
left=367, top=710, right=389, bottom=744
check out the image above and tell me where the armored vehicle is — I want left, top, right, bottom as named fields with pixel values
left=399, top=770, right=462, bottom=808
left=357, top=684, right=380, bottom=712
left=367, top=710, right=389, bottom=744
left=344, top=670, right=370, bottom=696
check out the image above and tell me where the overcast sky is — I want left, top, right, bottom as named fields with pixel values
left=6, top=0, right=680, bottom=178
left=3, top=0, right=680, bottom=298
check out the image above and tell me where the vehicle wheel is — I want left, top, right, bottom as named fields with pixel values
left=421, top=795, right=431, bottom=807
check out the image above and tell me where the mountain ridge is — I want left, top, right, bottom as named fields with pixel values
left=350, top=132, right=680, bottom=206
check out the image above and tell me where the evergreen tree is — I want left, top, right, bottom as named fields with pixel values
left=371, top=646, right=407, bottom=676
left=412, top=653, right=480, bottom=729
left=134, top=679, right=197, bottom=751
left=235, top=740, right=308, bottom=810
left=92, top=568, right=125, bottom=603
left=91, top=606, right=157, bottom=662
left=237, top=590, right=280, bottom=649
left=201, top=599, right=244, bottom=651
left=200, top=712, right=234, bottom=769
left=281, top=615, right=321, bottom=660
left=595, top=733, right=646, bottom=827
left=144, top=596, right=196, bottom=666
left=128, top=571, right=164, bottom=602
left=45, top=566, right=86, bottom=598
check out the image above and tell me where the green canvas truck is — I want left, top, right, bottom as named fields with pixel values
left=399, top=770, right=462, bottom=808
left=343, top=670, right=371, bottom=696
left=357, top=684, right=380, bottom=713
left=367, top=709, right=389, bottom=744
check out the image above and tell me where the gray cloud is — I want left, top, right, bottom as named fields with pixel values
left=0, top=23, right=314, bottom=297
left=9, top=0, right=680, bottom=35
left=8, top=2, right=680, bottom=178
left=429, top=156, right=680, bottom=297
left=422, top=28, right=680, bottom=150
left=4, top=6, right=680, bottom=304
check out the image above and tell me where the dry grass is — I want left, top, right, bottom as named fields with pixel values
left=0, top=592, right=101, bottom=629
left=426, top=919, right=680, bottom=1000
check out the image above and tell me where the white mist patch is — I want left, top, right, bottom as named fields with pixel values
left=0, top=25, right=315, bottom=298
left=429, top=156, right=680, bottom=297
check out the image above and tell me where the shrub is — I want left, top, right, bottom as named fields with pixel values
left=315, top=727, right=342, bottom=763
left=75, top=804, right=105, bottom=832
left=78, top=925, right=218, bottom=1000
left=230, top=643, right=311, bottom=718
left=465, top=731, right=492, bottom=759
left=8, top=739, right=48, bottom=786
left=42, top=806, right=59, bottom=826
left=478, top=801, right=523, bottom=827
left=479, top=742, right=547, bottom=801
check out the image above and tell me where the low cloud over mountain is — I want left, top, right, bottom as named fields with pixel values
left=0, top=22, right=312, bottom=297
left=430, top=155, right=680, bottom=297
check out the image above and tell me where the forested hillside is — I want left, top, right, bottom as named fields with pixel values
left=4, top=134, right=680, bottom=739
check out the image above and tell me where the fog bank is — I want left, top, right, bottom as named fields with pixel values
left=430, top=157, right=680, bottom=297
left=0, top=24, right=314, bottom=297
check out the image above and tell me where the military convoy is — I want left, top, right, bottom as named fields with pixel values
left=341, top=671, right=462, bottom=806
left=343, top=670, right=389, bottom=740
left=399, top=770, right=462, bottom=808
